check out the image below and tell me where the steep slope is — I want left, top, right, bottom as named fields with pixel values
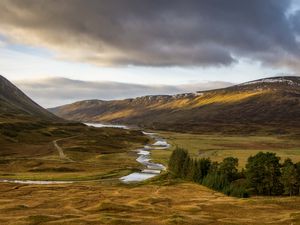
left=49, top=76, right=300, bottom=133
left=0, top=75, right=59, bottom=122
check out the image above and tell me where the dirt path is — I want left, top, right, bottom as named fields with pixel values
left=52, top=135, right=81, bottom=161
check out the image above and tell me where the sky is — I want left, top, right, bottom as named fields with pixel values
left=0, top=0, right=300, bottom=107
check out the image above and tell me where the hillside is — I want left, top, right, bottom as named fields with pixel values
left=0, top=75, right=59, bottom=122
left=0, top=75, right=149, bottom=183
left=49, top=76, right=300, bottom=134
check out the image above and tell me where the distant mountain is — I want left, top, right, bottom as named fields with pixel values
left=49, top=76, right=300, bottom=134
left=0, top=75, right=59, bottom=122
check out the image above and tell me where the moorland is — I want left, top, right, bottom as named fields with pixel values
left=1, top=75, right=300, bottom=224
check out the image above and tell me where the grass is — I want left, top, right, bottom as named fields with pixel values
left=0, top=123, right=149, bottom=181
left=1, top=123, right=300, bottom=224
left=151, top=131, right=300, bottom=168
left=0, top=181, right=299, bottom=224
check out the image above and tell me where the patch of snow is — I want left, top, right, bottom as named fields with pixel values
left=239, top=77, right=298, bottom=86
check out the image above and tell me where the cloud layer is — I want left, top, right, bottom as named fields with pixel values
left=14, top=78, right=233, bottom=107
left=0, top=0, right=299, bottom=69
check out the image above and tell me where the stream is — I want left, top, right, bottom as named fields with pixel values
left=120, top=131, right=170, bottom=183
left=85, top=124, right=170, bottom=183
left=0, top=123, right=170, bottom=184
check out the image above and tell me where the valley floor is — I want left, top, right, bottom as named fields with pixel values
left=0, top=181, right=300, bottom=225
left=1, top=126, right=300, bottom=224
left=152, top=131, right=300, bottom=168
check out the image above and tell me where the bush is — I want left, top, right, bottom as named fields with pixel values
left=223, top=179, right=249, bottom=198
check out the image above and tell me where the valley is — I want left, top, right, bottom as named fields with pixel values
left=1, top=75, right=300, bottom=224
left=1, top=1, right=300, bottom=224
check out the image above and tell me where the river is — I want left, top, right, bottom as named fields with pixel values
left=0, top=123, right=170, bottom=184
left=85, top=124, right=170, bottom=183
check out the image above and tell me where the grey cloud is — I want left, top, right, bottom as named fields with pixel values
left=0, top=0, right=299, bottom=69
left=14, top=77, right=234, bottom=108
left=291, top=10, right=300, bottom=35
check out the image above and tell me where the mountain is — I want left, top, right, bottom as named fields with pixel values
left=0, top=75, right=59, bottom=122
left=49, top=76, right=300, bottom=134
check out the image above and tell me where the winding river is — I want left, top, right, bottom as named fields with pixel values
left=85, top=123, right=170, bottom=183
left=0, top=123, right=170, bottom=184
left=120, top=131, right=170, bottom=183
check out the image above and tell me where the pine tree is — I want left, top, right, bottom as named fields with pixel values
left=168, top=147, right=189, bottom=177
left=281, top=158, right=297, bottom=196
left=246, top=152, right=283, bottom=195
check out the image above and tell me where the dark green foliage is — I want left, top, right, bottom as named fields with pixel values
left=281, top=158, right=298, bottom=196
left=223, top=179, right=249, bottom=198
left=202, top=157, right=241, bottom=196
left=168, top=149, right=300, bottom=198
left=296, top=162, right=300, bottom=195
left=168, top=147, right=189, bottom=177
left=245, top=152, right=283, bottom=195
left=168, top=148, right=246, bottom=198
left=181, top=154, right=191, bottom=178
left=202, top=172, right=229, bottom=191
left=219, top=157, right=239, bottom=182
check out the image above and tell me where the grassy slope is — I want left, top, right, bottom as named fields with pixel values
left=0, top=123, right=149, bottom=181
left=0, top=75, right=59, bottom=122
left=0, top=181, right=300, bottom=224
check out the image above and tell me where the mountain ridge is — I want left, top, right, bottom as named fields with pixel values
left=49, top=76, right=300, bottom=134
left=0, top=75, right=61, bottom=122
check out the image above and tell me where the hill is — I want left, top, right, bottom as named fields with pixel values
left=49, top=76, right=300, bottom=134
left=0, top=75, right=149, bottom=182
left=0, top=75, right=59, bottom=122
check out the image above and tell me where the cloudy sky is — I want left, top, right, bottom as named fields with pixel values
left=0, top=0, right=300, bottom=107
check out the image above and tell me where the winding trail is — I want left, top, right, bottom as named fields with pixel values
left=0, top=124, right=169, bottom=185
left=52, top=135, right=81, bottom=161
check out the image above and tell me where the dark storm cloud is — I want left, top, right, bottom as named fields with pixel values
left=0, top=0, right=299, bottom=68
left=14, top=78, right=233, bottom=107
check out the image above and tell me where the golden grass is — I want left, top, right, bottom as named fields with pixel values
left=96, top=109, right=138, bottom=121
left=0, top=124, right=148, bottom=181
left=2, top=124, right=300, bottom=224
left=0, top=181, right=299, bottom=224
left=148, top=90, right=266, bottom=110
left=151, top=131, right=300, bottom=168
left=192, top=90, right=266, bottom=107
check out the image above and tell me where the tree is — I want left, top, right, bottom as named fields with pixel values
left=168, top=147, right=189, bottom=177
left=245, top=152, right=283, bottom=195
left=295, top=162, right=300, bottom=195
left=198, top=158, right=211, bottom=181
left=219, top=157, right=239, bottom=182
left=281, top=158, right=297, bottom=196
left=181, top=154, right=191, bottom=178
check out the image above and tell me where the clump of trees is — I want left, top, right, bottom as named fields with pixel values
left=168, top=148, right=300, bottom=198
